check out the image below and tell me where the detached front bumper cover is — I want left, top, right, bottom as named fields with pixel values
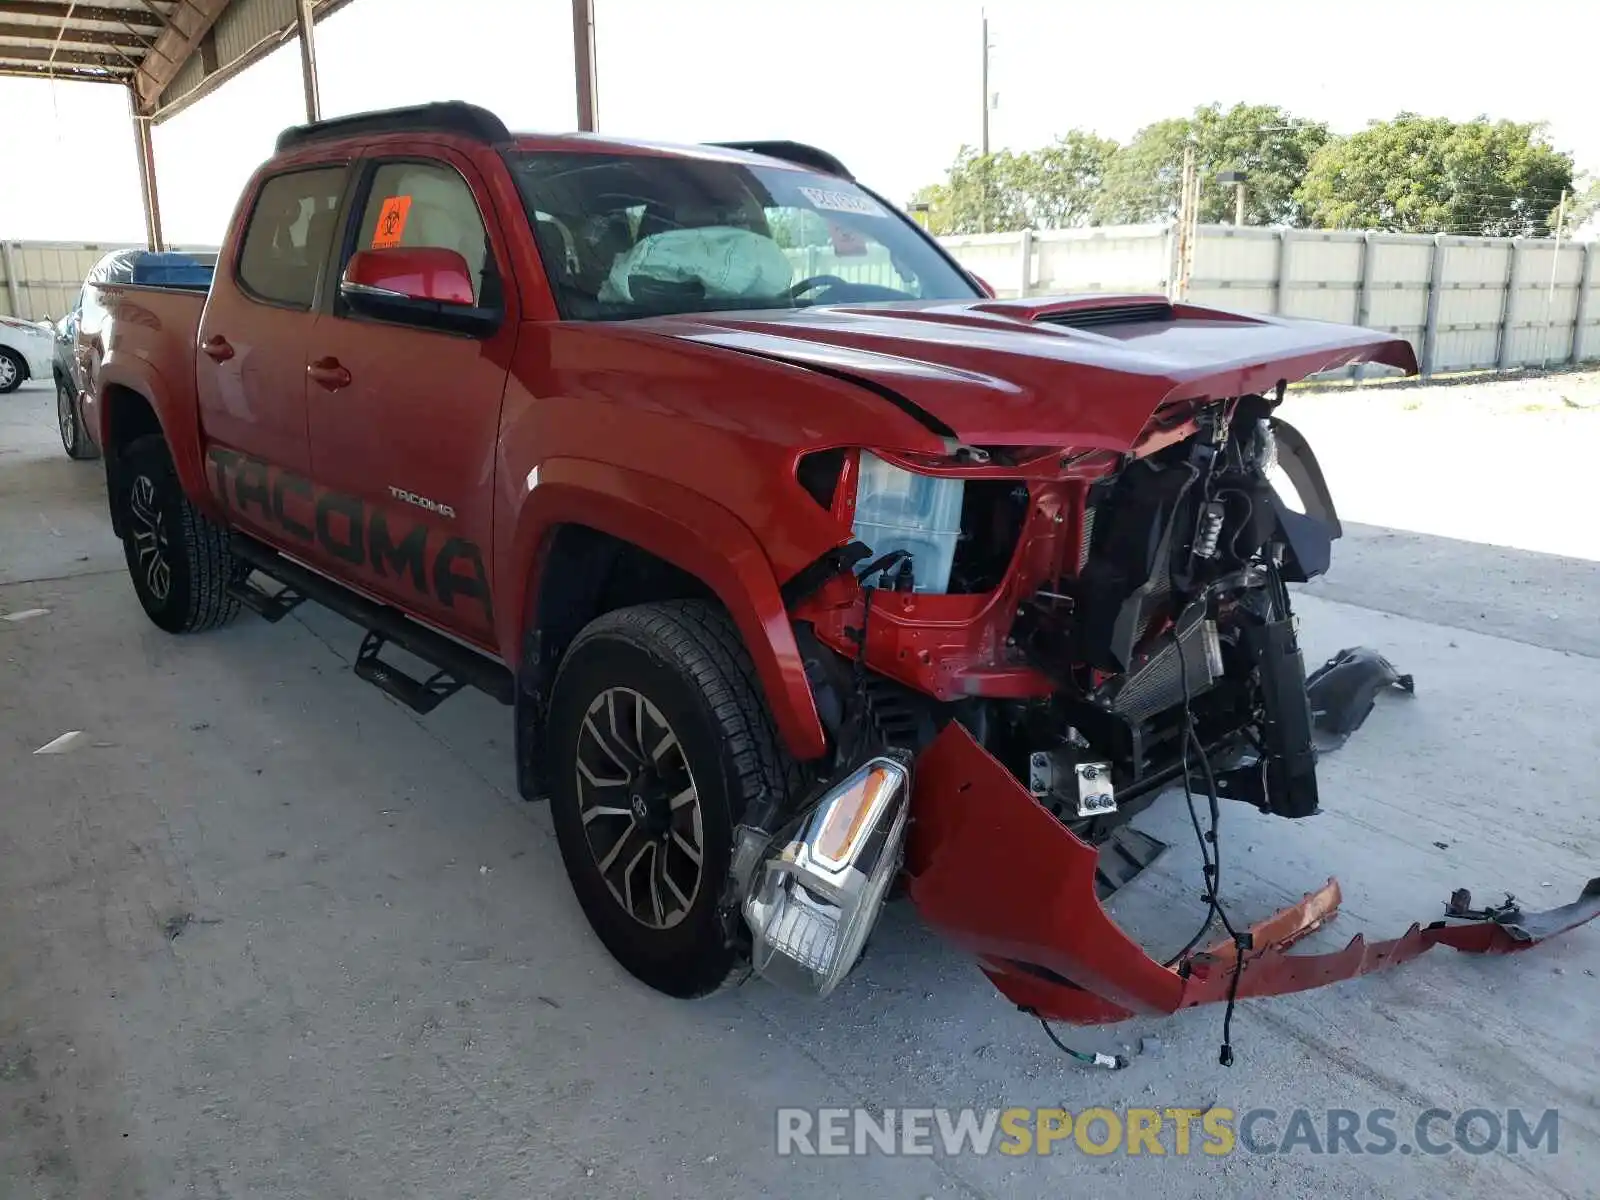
left=905, top=723, right=1600, bottom=1025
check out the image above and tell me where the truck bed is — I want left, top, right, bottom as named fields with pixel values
left=81, top=283, right=207, bottom=450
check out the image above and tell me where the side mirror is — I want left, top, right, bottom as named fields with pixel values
left=339, top=247, right=498, bottom=335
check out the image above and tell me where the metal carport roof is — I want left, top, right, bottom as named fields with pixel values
left=0, top=1, right=356, bottom=116
left=0, top=0, right=600, bottom=247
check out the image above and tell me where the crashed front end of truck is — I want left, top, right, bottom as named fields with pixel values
left=723, top=302, right=1600, bottom=1040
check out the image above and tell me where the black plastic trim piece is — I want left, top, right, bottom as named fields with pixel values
left=1035, top=302, right=1175, bottom=330
left=707, top=140, right=852, bottom=179
left=779, top=542, right=872, bottom=608
left=1269, top=417, right=1341, bottom=538
left=231, top=533, right=513, bottom=706
left=275, top=101, right=511, bottom=154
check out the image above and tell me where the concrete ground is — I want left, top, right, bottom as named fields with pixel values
left=3, top=374, right=1598, bottom=1200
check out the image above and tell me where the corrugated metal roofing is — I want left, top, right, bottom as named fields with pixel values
left=0, top=0, right=354, bottom=119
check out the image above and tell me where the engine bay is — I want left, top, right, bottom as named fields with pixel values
left=791, top=390, right=1340, bottom=846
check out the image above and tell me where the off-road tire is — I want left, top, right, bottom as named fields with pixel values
left=57, top=378, right=97, bottom=460
left=0, top=349, right=23, bottom=394
left=120, top=434, right=244, bottom=634
left=546, top=601, right=799, bottom=998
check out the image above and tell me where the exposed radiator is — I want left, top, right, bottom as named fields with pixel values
left=1077, top=506, right=1097, bottom=571
left=1100, top=613, right=1223, bottom=723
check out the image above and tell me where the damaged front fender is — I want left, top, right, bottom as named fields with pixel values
left=904, top=722, right=1600, bottom=1025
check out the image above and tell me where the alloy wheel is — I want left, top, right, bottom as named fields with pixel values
left=0, top=356, right=16, bottom=390
left=128, top=474, right=172, bottom=602
left=574, top=686, right=705, bottom=930
left=57, top=385, right=76, bottom=451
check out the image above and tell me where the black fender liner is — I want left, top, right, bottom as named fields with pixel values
left=1268, top=416, right=1341, bottom=582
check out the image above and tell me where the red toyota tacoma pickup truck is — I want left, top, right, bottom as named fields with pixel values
left=77, top=102, right=1597, bottom=1049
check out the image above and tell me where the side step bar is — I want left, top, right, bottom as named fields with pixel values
left=354, top=630, right=464, bottom=715
left=231, top=580, right=306, bottom=623
left=229, top=534, right=514, bottom=712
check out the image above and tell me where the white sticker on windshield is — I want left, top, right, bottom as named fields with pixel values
left=798, top=186, right=886, bottom=218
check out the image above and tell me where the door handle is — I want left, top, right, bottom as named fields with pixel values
left=307, top=356, right=351, bottom=391
left=201, top=335, right=234, bottom=362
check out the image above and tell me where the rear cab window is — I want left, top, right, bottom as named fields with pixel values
left=236, top=167, right=348, bottom=309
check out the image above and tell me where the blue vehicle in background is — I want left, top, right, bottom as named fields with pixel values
left=53, top=248, right=217, bottom=459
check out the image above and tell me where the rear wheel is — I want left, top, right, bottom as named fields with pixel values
left=57, top=379, right=97, bottom=460
left=545, top=601, right=796, bottom=998
left=0, top=349, right=22, bottom=394
left=119, top=435, right=244, bottom=633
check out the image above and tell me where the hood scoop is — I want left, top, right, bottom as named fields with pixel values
left=1036, top=302, right=1177, bottom=331
left=1033, top=301, right=1175, bottom=330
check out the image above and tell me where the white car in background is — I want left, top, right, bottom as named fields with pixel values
left=0, top=312, right=53, bottom=394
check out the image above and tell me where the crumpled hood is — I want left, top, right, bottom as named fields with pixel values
left=634, top=295, right=1418, bottom=450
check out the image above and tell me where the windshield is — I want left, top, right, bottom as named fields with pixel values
left=505, top=150, right=980, bottom=320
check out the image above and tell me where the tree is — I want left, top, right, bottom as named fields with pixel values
left=1558, top=176, right=1599, bottom=236
left=1296, top=114, right=1575, bottom=237
left=1012, top=131, right=1119, bottom=229
left=910, top=147, right=1028, bottom=235
left=1090, top=117, right=1190, bottom=226
left=1093, top=103, right=1331, bottom=226
left=768, top=208, right=831, bottom=249
left=910, top=132, right=1116, bottom=236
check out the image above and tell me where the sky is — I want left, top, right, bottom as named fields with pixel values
left=2, top=0, right=1595, bottom=245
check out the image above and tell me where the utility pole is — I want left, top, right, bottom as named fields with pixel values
left=1175, top=143, right=1198, bottom=299
left=1217, top=169, right=1246, bottom=225
left=979, top=9, right=992, bottom=232
left=1541, top=188, right=1569, bottom=369
left=980, top=9, right=990, bottom=158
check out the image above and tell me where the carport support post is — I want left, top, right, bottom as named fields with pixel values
left=571, top=0, right=599, bottom=131
left=1, top=242, right=21, bottom=320
left=295, top=0, right=321, bottom=123
left=128, top=87, right=164, bottom=252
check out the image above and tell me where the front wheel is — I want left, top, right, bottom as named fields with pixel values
left=544, top=601, right=796, bottom=998
left=57, top=379, right=97, bottom=460
left=119, top=435, right=244, bottom=633
left=0, top=349, right=23, bottom=394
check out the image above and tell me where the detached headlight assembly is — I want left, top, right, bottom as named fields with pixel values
left=741, top=756, right=911, bottom=997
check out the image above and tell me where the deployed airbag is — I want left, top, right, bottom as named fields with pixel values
left=600, top=226, right=793, bottom=304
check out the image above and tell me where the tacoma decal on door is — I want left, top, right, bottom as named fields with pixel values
left=205, top=446, right=492, bottom=622
left=388, top=486, right=456, bottom=519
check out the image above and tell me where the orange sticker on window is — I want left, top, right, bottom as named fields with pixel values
left=370, top=195, right=412, bottom=249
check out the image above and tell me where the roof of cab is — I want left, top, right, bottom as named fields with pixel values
left=273, top=100, right=851, bottom=179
